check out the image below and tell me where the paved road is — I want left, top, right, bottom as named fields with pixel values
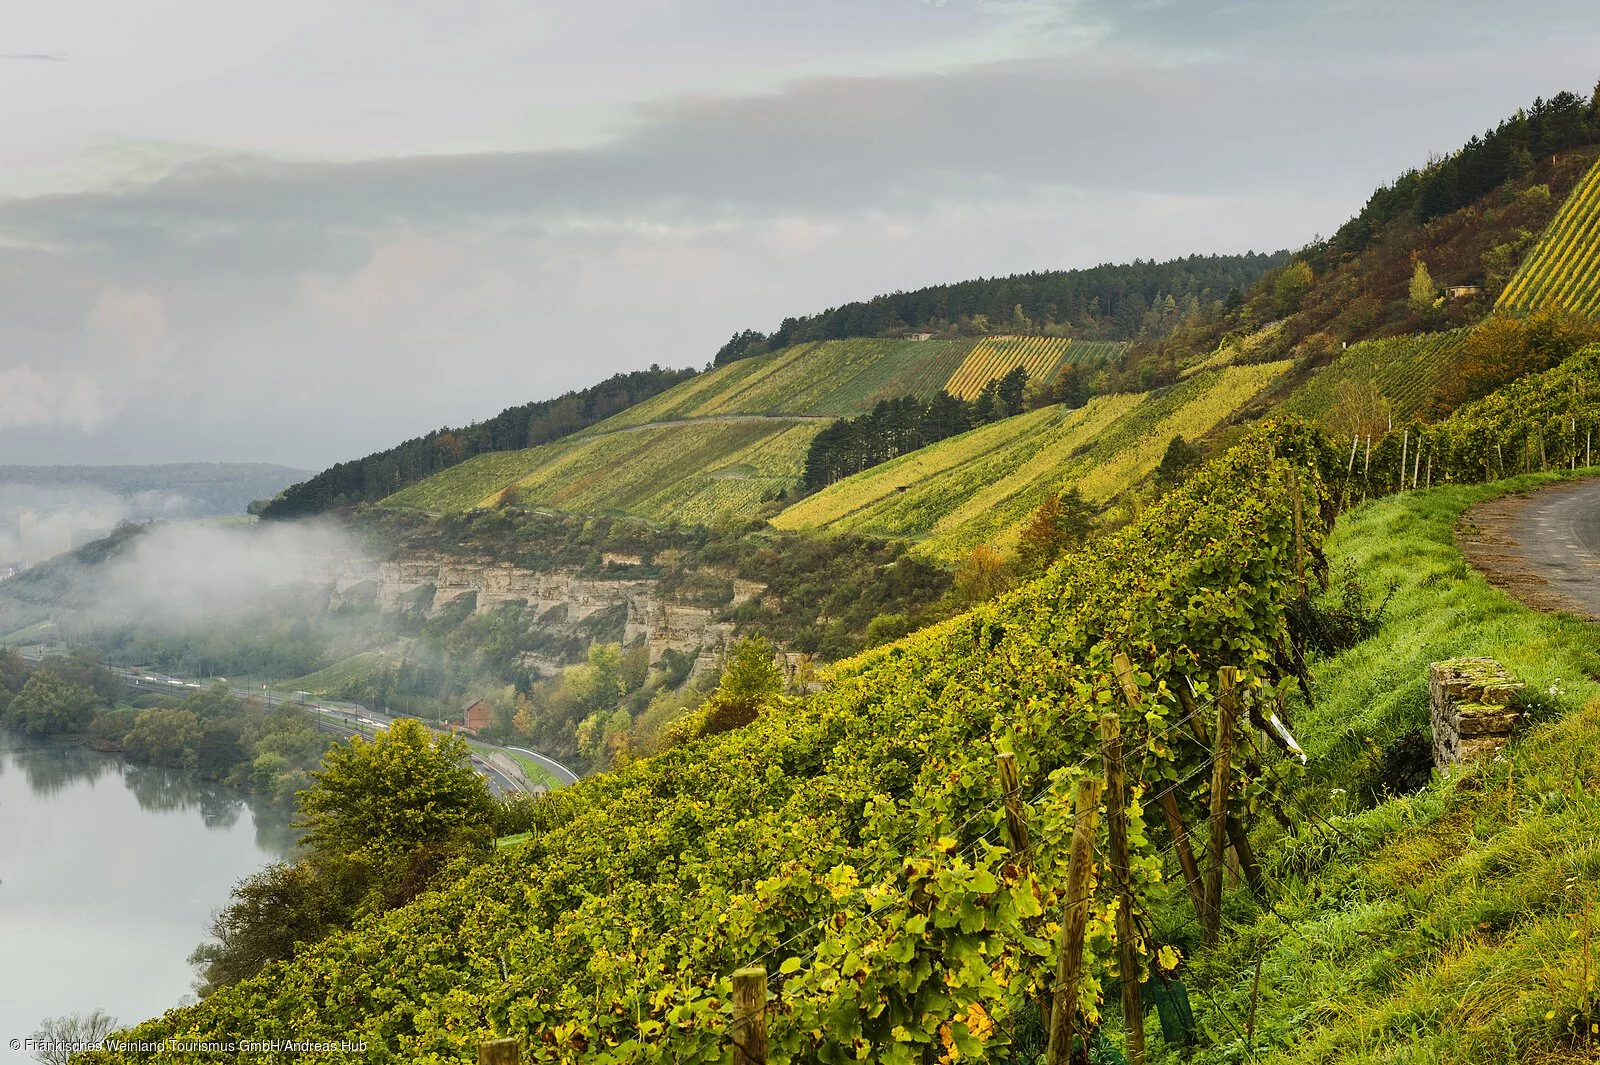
left=1459, top=476, right=1600, bottom=620
left=9, top=648, right=577, bottom=795
left=505, top=745, right=581, bottom=787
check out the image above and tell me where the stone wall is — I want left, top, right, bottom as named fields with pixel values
left=1429, top=657, right=1524, bottom=769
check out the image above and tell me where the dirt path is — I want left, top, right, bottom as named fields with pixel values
left=1456, top=476, right=1600, bottom=621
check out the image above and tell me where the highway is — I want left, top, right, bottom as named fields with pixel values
left=10, top=648, right=580, bottom=796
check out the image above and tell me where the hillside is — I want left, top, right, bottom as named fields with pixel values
left=1498, top=154, right=1600, bottom=318
left=384, top=417, right=824, bottom=521
left=712, top=252, right=1289, bottom=363
left=259, top=366, right=697, bottom=519
left=773, top=361, right=1291, bottom=558
left=102, top=417, right=1330, bottom=1062
left=599, top=336, right=1126, bottom=429
left=98, top=347, right=1600, bottom=1060
left=382, top=336, right=1129, bottom=522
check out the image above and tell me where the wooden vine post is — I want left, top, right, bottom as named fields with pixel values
left=478, top=1038, right=520, bottom=1065
left=1046, top=777, right=1103, bottom=1065
left=1100, top=712, right=1146, bottom=1064
left=1113, top=652, right=1203, bottom=914
left=1288, top=464, right=1306, bottom=594
left=1203, top=668, right=1240, bottom=948
left=1112, top=653, right=1205, bottom=922
left=732, top=966, right=768, bottom=1065
left=996, top=752, right=1032, bottom=866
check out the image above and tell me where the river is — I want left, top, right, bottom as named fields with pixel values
left=0, top=732, right=296, bottom=1060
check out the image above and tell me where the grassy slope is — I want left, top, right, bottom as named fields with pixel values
left=384, top=419, right=823, bottom=520
left=773, top=361, right=1292, bottom=559
left=1155, top=473, right=1600, bottom=1064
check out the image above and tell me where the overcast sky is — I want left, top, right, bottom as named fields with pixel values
left=0, top=1, right=1596, bottom=468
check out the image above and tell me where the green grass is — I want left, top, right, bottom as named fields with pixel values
left=284, top=652, right=393, bottom=696
left=383, top=418, right=823, bottom=520
left=1150, top=473, right=1600, bottom=1064
left=465, top=739, right=562, bottom=791
left=773, top=361, right=1291, bottom=559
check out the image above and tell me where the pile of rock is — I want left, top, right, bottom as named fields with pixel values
left=1428, top=657, right=1524, bottom=769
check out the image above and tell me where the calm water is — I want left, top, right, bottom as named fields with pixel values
left=0, top=732, right=296, bottom=1059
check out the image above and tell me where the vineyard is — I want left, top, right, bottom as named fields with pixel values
left=383, top=418, right=823, bottom=522
left=1280, top=329, right=1469, bottom=425
left=773, top=361, right=1293, bottom=559
left=1497, top=155, right=1600, bottom=319
left=599, top=339, right=974, bottom=429
left=90, top=347, right=1600, bottom=1064
left=102, top=418, right=1335, bottom=1064
left=1333, top=345, right=1600, bottom=498
left=941, top=337, right=1126, bottom=400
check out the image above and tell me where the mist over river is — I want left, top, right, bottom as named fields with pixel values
left=0, top=732, right=296, bottom=1059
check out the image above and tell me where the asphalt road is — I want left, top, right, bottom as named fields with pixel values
left=505, top=745, right=581, bottom=787
left=1460, top=476, right=1600, bottom=620
left=1506, top=477, right=1600, bottom=617
left=10, top=648, right=579, bottom=795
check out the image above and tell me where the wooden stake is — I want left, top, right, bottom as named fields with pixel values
left=1226, top=815, right=1268, bottom=901
left=1412, top=446, right=1421, bottom=489
left=732, top=966, right=768, bottom=1065
left=1159, top=791, right=1207, bottom=922
left=1399, top=430, right=1407, bottom=491
left=479, top=1038, right=520, bottom=1065
left=1047, top=777, right=1103, bottom=1065
left=997, top=752, right=1032, bottom=866
left=1203, top=667, right=1240, bottom=948
left=1101, top=713, right=1146, bottom=1064
left=1288, top=465, right=1306, bottom=594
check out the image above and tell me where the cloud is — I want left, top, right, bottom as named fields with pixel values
left=0, top=364, right=106, bottom=432
left=0, top=1, right=1595, bottom=466
left=0, top=53, right=65, bottom=62
left=89, top=287, right=172, bottom=362
left=301, top=233, right=466, bottom=327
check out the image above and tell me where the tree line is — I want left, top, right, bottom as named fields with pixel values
left=259, top=365, right=697, bottom=519
left=713, top=252, right=1289, bottom=366
left=1331, top=84, right=1600, bottom=256
left=802, top=363, right=1094, bottom=489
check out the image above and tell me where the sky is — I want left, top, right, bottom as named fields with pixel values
left=0, top=1, right=1596, bottom=469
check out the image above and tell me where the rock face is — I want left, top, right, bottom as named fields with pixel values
left=1429, top=658, right=1524, bottom=769
left=323, top=553, right=752, bottom=667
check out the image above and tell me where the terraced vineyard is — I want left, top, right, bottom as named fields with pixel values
left=383, top=418, right=823, bottom=521
left=1280, top=329, right=1469, bottom=425
left=1498, top=156, right=1600, bottom=318
left=774, top=360, right=1293, bottom=558
left=598, top=338, right=973, bottom=428
left=941, top=337, right=1125, bottom=399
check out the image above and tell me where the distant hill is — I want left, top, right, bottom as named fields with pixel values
left=0, top=463, right=309, bottom=516
left=0, top=463, right=309, bottom=570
